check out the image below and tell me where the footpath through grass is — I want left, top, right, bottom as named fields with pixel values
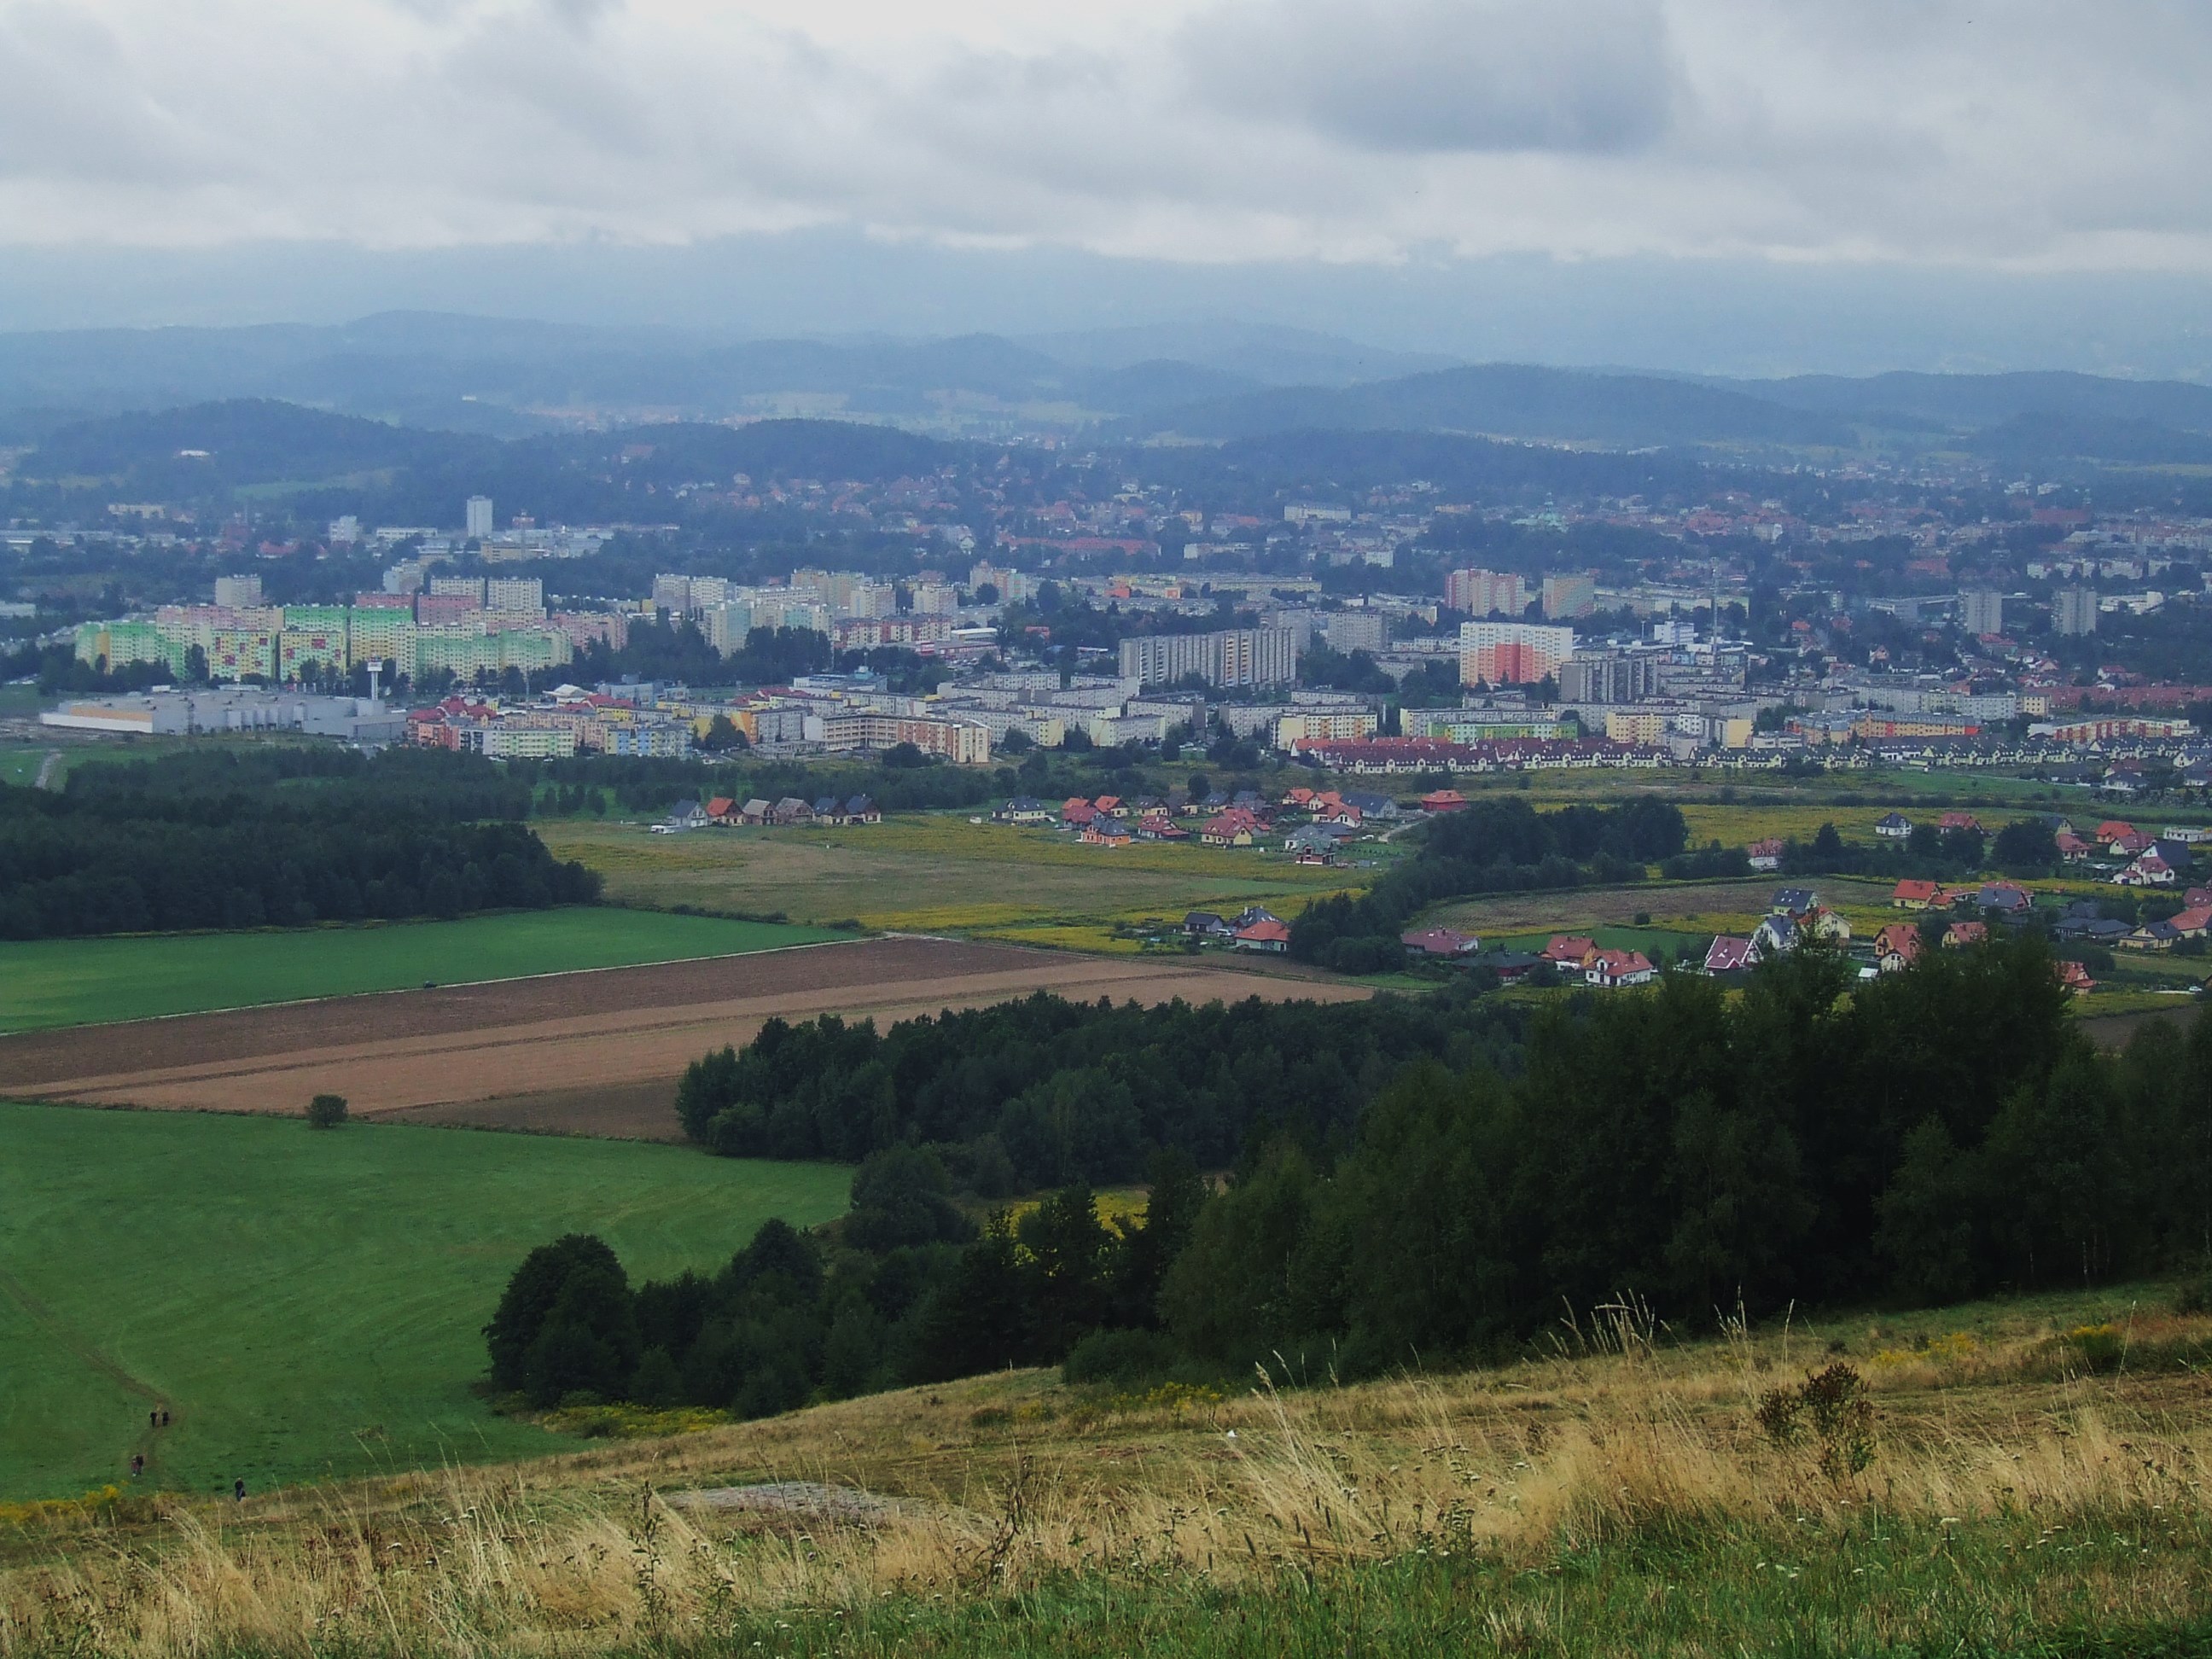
left=0, top=906, right=844, bottom=1031
left=0, top=1101, right=849, bottom=1501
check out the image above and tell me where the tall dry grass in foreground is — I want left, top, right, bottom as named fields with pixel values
left=4, top=1303, right=2209, bottom=1657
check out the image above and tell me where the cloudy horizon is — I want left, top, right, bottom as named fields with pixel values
left=3, top=1, right=2209, bottom=373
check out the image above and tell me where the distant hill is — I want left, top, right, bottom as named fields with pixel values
left=1123, top=364, right=1854, bottom=448
left=0, top=314, right=1420, bottom=433
left=1960, top=411, right=2212, bottom=468
left=1715, top=369, right=2212, bottom=434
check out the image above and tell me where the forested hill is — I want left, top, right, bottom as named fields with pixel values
left=518, top=930, right=2212, bottom=1420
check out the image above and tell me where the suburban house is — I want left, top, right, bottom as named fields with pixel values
left=1771, top=887, right=1819, bottom=917
left=738, top=797, right=772, bottom=825
left=1201, top=810, right=1261, bottom=847
left=1542, top=934, right=1597, bottom=966
left=1752, top=911, right=1801, bottom=959
left=1747, top=837, right=1784, bottom=872
left=1081, top=818, right=1133, bottom=847
left=770, top=796, right=813, bottom=826
left=2056, top=959, right=2097, bottom=995
left=1402, top=927, right=1480, bottom=958
left=1585, top=948, right=1656, bottom=987
left=2096, top=819, right=2139, bottom=847
left=1703, top=935, right=1756, bottom=975
left=2115, top=850, right=2178, bottom=887
left=1061, top=798, right=1098, bottom=828
left=2110, top=830, right=2156, bottom=858
left=844, top=795, right=881, bottom=824
left=1342, top=790, right=1400, bottom=821
left=1873, top=923, right=1924, bottom=973
left=1183, top=911, right=1232, bottom=938
left=1977, top=882, right=2033, bottom=916
left=1938, top=811, right=1982, bottom=833
left=704, top=795, right=738, bottom=824
left=1892, top=879, right=1942, bottom=909
left=658, top=798, right=710, bottom=832
left=1944, top=921, right=1988, bottom=948
left=1420, top=789, right=1469, bottom=812
left=2121, top=919, right=2183, bottom=952
left=1093, top=795, right=1126, bottom=818
left=1233, top=917, right=1291, bottom=953
left=1874, top=812, right=1914, bottom=841
left=2055, top=830, right=2094, bottom=862
left=1282, top=824, right=1344, bottom=858
left=996, top=795, right=1054, bottom=824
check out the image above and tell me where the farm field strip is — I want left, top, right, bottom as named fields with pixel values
left=535, top=817, right=1357, bottom=938
left=0, top=908, right=844, bottom=1033
left=3, top=938, right=1369, bottom=1131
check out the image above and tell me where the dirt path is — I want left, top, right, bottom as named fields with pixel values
left=0, top=1263, right=171, bottom=1481
left=32, top=751, right=61, bottom=790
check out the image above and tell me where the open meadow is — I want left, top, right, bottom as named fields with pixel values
left=6, top=1276, right=2209, bottom=1656
left=0, top=1101, right=848, bottom=1502
left=0, top=907, right=841, bottom=1032
left=537, top=814, right=1365, bottom=952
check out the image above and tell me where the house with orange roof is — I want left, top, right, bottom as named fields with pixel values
left=1944, top=921, right=1988, bottom=948
left=1542, top=934, right=1598, bottom=966
left=1892, top=879, right=1941, bottom=909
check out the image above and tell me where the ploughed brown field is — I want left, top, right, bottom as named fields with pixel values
left=0, top=937, right=1369, bottom=1140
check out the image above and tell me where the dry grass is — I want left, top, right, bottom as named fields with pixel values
left=5, top=1291, right=2210, bottom=1656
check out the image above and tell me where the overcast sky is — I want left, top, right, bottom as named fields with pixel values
left=3, top=0, right=2208, bottom=364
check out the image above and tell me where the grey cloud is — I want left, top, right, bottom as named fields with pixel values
left=1179, top=0, right=1683, bottom=154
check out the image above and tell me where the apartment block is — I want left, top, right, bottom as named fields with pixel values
left=1457, top=621, right=1576, bottom=687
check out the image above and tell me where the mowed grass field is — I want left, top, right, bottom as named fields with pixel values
left=0, top=907, right=842, bottom=1032
left=0, top=1102, right=849, bottom=1501
left=538, top=815, right=1362, bottom=949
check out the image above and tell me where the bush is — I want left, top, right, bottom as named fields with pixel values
left=306, top=1094, right=349, bottom=1129
left=1062, top=1328, right=1183, bottom=1387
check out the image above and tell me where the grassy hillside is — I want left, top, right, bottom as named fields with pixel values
left=4, top=1278, right=2208, bottom=1655
left=0, top=906, right=842, bottom=1030
left=0, top=1102, right=848, bottom=1499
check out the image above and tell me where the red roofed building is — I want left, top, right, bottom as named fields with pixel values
left=1944, top=921, right=1988, bottom=948
left=1402, top=928, right=1479, bottom=958
left=1703, top=935, right=1756, bottom=974
left=1585, top=948, right=1656, bottom=987
left=1938, top=811, right=1983, bottom=832
left=1874, top=923, right=1924, bottom=973
left=1892, top=879, right=1941, bottom=909
left=1233, top=918, right=1290, bottom=952
left=1542, top=934, right=1597, bottom=966
left=1420, top=789, right=1469, bottom=812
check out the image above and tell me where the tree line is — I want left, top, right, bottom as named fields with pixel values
left=0, top=747, right=598, bottom=938
left=672, top=988, right=1524, bottom=1191
left=482, top=1146, right=1208, bottom=1412
left=1289, top=796, right=1691, bottom=972
left=501, top=933, right=2212, bottom=1417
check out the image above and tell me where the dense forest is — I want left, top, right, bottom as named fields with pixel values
left=1288, top=795, right=1691, bottom=971
left=672, top=989, right=1524, bottom=1189
left=0, top=747, right=598, bottom=938
left=499, top=935, right=2212, bottom=1417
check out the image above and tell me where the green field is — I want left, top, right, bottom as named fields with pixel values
left=0, top=906, right=844, bottom=1032
left=538, top=814, right=1370, bottom=951
left=0, top=1102, right=848, bottom=1501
